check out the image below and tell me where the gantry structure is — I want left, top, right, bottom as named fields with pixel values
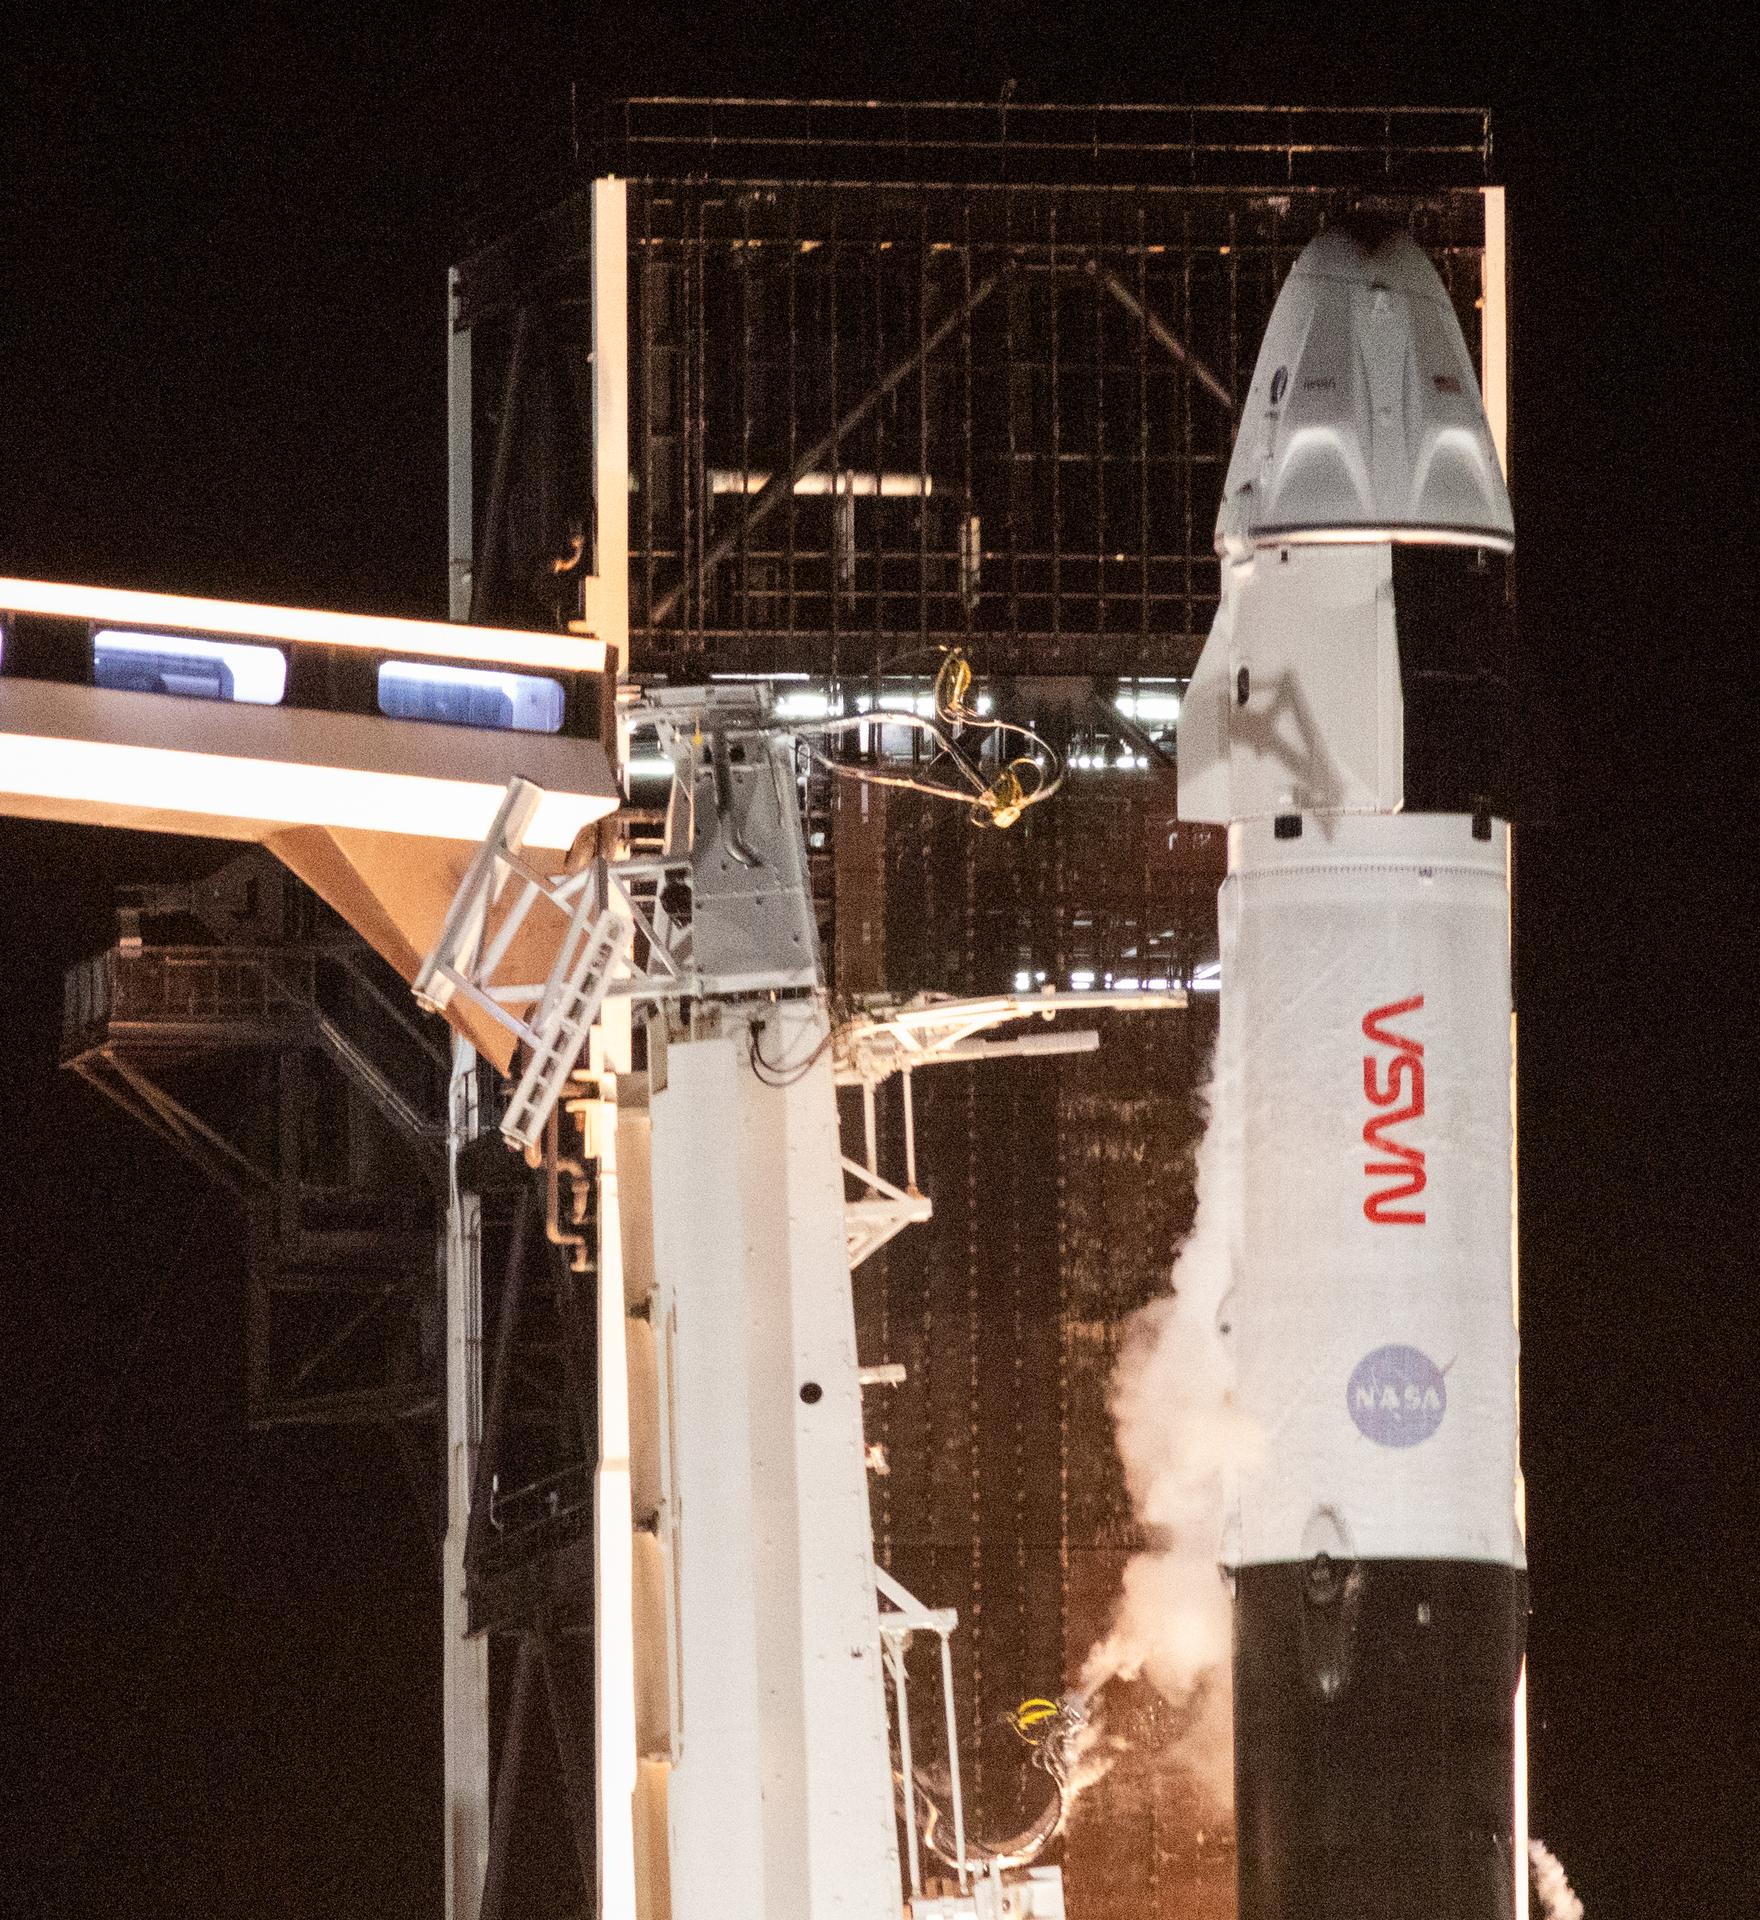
left=63, top=98, right=1506, bottom=1920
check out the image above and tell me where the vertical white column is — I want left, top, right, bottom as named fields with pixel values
left=648, top=1006, right=900, bottom=1920
left=447, top=266, right=474, bottom=624
left=1480, top=186, right=1510, bottom=487
left=1485, top=181, right=1529, bottom=1920
left=581, top=177, right=630, bottom=662
left=591, top=1005, right=641, bottom=1920
left=586, top=173, right=638, bottom=1917
left=443, top=1035, right=491, bottom=1920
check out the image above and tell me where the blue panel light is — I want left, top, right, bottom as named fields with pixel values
left=377, top=660, right=565, bottom=734
left=93, top=629, right=288, bottom=704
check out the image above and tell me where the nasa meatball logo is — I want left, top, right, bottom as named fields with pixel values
left=1269, top=365, right=1289, bottom=404
left=1348, top=1345, right=1446, bottom=1447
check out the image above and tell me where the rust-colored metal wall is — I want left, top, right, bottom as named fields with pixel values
left=844, top=781, right=1229, bottom=1908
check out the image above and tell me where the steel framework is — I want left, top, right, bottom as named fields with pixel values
left=436, top=96, right=1506, bottom=1920
left=52, top=96, right=1509, bottom=1920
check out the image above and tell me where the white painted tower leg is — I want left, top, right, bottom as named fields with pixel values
left=590, top=1003, right=641, bottom=1920
left=443, top=1034, right=491, bottom=1920
left=646, top=1000, right=900, bottom=1920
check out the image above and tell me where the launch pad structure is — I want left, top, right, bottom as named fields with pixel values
left=43, top=99, right=1510, bottom=1920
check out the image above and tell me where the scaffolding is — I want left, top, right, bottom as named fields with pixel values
left=461, top=99, right=1492, bottom=687
left=141, top=96, right=1514, bottom=1920
left=435, top=96, right=1508, bottom=1920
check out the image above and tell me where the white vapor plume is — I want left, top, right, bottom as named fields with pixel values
left=1080, top=1055, right=1256, bottom=1812
left=1529, top=1839, right=1584, bottom=1920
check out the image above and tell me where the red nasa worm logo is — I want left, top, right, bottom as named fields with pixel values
left=1362, top=996, right=1425, bottom=1225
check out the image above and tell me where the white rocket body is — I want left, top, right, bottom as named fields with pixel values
left=1178, top=224, right=1526, bottom=1919
left=1221, top=811, right=1520, bottom=1569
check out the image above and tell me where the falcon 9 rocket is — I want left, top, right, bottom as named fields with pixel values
left=1177, top=222, right=1527, bottom=1918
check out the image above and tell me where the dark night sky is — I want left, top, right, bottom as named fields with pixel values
left=0, top=7, right=1746, bottom=1917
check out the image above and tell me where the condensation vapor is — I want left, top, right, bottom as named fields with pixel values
left=1529, top=1839, right=1585, bottom=1920
left=1079, top=1051, right=1257, bottom=1812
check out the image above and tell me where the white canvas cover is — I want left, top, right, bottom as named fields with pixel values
left=1218, top=813, right=1523, bottom=1569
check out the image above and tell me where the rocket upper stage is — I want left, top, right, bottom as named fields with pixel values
left=1179, top=223, right=1515, bottom=829
left=1218, top=223, right=1513, bottom=555
left=1183, top=218, right=1527, bottom=1919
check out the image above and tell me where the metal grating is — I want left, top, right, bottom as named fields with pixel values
left=602, top=98, right=1492, bottom=189
left=619, top=174, right=1489, bottom=680
left=452, top=98, right=1499, bottom=1917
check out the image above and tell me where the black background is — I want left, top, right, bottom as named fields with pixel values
left=0, top=6, right=1745, bottom=1916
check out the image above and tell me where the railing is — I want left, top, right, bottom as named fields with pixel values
left=62, top=946, right=314, bottom=1048
left=474, top=1462, right=595, bottom=1580
left=877, top=1565, right=970, bottom=1900
left=603, top=97, right=1493, bottom=187
left=460, top=94, right=1494, bottom=250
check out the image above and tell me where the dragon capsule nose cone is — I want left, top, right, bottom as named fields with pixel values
left=1218, top=221, right=1513, bottom=554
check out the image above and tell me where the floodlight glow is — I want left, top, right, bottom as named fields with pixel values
left=0, top=577, right=607, bottom=675
left=1115, top=690, right=1182, bottom=723
left=774, top=689, right=837, bottom=721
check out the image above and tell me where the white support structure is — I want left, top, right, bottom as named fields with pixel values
left=578, top=178, right=630, bottom=662
left=835, top=987, right=1184, bottom=1083
left=833, top=988, right=1186, bottom=1272
left=431, top=180, right=630, bottom=1920
left=644, top=999, right=902, bottom=1920
left=413, top=661, right=1189, bottom=1920
left=413, top=778, right=637, bottom=1151
left=910, top=1872, right=1068, bottom=1920
left=584, top=1007, right=641, bottom=1920
left=841, top=1150, right=936, bottom=1272
left=875, top=1566, right=964, bottom=1900
left=448, top=264, right=474, bottom=624
left=442, top=1035, right=491, bottom=1920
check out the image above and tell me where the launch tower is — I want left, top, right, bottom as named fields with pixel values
left=62, top=99, right=1508, bottom=1920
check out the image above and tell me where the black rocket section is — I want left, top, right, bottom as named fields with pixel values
left=1234, top=1561, right=1527, bottom=1920
left=1394, top=547, right=1518, bottom=821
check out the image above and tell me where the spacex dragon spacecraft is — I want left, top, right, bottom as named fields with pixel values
left=1178, top=221, right=1526, bottom=1918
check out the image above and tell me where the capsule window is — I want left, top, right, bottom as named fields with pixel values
left=376, top=660, right=565, bottom=734
left=93, top=630, right=288, bottom=704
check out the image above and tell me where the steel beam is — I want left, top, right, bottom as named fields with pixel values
left=442, top=1035, right=491, bottom=1920
left=465, top=1187, right=535, bottom=1579
left=449, top=265, right=475, bottom=622
left=470, top=306, right=532, bottom=626
left=647, top=270, right=1005, bottom=625
left=1087, top=261, right=1235, bottom=412
left=540, top=1627, right=600, bottom=1906
left=479, top=1635, right=539, bottom=1920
